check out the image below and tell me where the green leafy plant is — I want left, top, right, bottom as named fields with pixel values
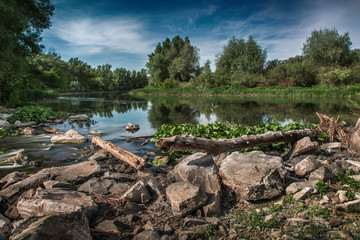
left=269, top=204, right=283, bottom=213
left=238, top=210, right=280, bottom=229
left=309, top=205, right=330, bottom=219
left=7, top=105, right=55, bottom=124
left=202, top=223, right=221, bottom=240
left=315, top=180, right=328, bottom=195
left=337, top=173, right=360, bottom=189
left=345, top=189, right=355, bottom=201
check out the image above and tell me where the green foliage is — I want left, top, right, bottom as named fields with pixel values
left=315, top=180, right=328, bottom=195
left=337, top=173, right=360, bottom=189
left=269, top=204, right=283, bottom=213
left=202, top=224, right=221, bottom=240
left=303, top=27, right=353, bottom=67
left=309, top=205, right=330, bottom=219
left=318, top=68, right=353, bottom=86
left=147, top=36, right=199, bottom=86
left=238, top=210, right=280, bottom=229
left=7, top=105, right=55, bottom=123
left=345, top=189, right=355, bottom=201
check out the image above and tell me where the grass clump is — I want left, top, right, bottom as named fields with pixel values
left=315, top=180, right=328, bottom=195
left=202, top=223, right=221, bottom=240
left=7, top=104, right=63, bottom=124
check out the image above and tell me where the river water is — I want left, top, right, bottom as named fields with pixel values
left=0, top=92, right=358, bottom=175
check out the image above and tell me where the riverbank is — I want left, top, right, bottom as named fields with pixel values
left=130, top=85, right=360, bottom=98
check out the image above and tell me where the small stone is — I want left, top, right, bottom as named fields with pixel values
left=286, top=180, right=317, bottom=195
left=125, top=122, right=140, bottom=131
left=295, top=157, right=318, bottom=177
left=133, top=230, right=161, bottom=240
left=293, top=187, right=312, bottom=200
left=329, top=219, right=342, bottom=227
left=22, top=127, right=36, bottom=135
left=50, top=129, right=88, bottom=143
left=336, top=190, right=349, bottom=203
left=287, top=217, right=311, bottom=226
left=88, top=130, right=103, bottom=135
left=308, top=166, right=334, bottom=181
left=336, top=199, right=360, bottom=213
left=289, top=137, right=319, bottom=160
left=120, top=180, right=151, bottom=204
left=68, top=114, right=89, bottom=121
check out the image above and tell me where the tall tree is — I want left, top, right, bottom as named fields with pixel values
left=147, top=36, right=199, bottom=86
left=0, top=0, right=54, bottom=104
left=303, top=27, right=352, bottom=67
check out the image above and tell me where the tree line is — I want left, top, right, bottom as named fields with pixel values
left=2, top=0, right=360, bottom=106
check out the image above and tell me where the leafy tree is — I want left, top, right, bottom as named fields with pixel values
left=147, top=36, right=199, bottom=87
left=303, top=27, right=352, bottom=67
left=95, top=64, right=113, bottom=90
left=0, top=0, right=54, bottom=105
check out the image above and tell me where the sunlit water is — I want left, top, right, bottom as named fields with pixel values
left=1, top=92, right=358, bottom=175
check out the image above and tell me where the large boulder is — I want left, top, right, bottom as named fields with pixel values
left=50, top=129, right=88, bottom=143
left=219, top=151, right=286, bottom=201
left=166, top=181, right=207, bottom=216
left=174, top=153, right=222, bottom=216
left=17, top=188, right=98, bottom=219
left=288, top=137, right=319, bottom=160
left=10, top=211, right=92, bottom=240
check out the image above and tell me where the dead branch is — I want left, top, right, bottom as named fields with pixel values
left=91, top=136, right=146, bottom=170
left=156, top=129, right=322, bottom=155
left=126, top=135, right=154, bottom=142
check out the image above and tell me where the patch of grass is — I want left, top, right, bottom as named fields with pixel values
left=345, top=189, right=355, bottom=201
left=269, top=204, right=283, bottom=213
left=237, top=209, right=280, bottom=229
left=337, top=173, right=360, bottom=189
left=309, top=205, right=330, bottom=219
left=202, top=223, right=221, bottom=240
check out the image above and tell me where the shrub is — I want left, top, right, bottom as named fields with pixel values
left=7, top=105, right=55, bottom=124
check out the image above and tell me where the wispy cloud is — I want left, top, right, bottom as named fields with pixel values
left=53, top=16, right=156, bottom=55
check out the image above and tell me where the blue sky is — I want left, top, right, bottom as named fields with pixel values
left=42, top=0, right=360, bottom=71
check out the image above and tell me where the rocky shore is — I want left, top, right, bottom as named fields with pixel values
left=0, top=114, right=360, bottom=239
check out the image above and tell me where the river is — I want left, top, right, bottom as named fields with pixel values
left=0, top=92, right=358, bottom=175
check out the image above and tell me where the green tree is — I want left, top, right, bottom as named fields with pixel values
left=303, top=27, right=352, bottom=67
left=95, top=64, right=113, bottom=90
left=147, top=36, right=199, bottom=87
left=0, top=0, right=54, bottom=105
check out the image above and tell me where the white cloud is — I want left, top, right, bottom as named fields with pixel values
left=53, top=16, right=156, bottom=55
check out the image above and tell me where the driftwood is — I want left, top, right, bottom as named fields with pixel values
left=91, top=136, right=146, bottom=170
left=156, top=129, right=322, bottom=155
left=126, top=135, right=154, bottom=142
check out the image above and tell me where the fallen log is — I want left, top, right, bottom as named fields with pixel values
left=156, top=129, right=322, bottom=155
left=91, top=136, right=146, bottom=170
left=126, top=134, right=154, bottom=142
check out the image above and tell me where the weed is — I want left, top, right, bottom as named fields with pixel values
left=202, top=223, right=221, bottom=240
left=269, top=204, right=283, bottom=213
left=315, top=180, right=328, bottom=195
left=238, top=210, right=280, bottom=229
left=347, top=169, right=356, bottom=176
left=337, top=173, right=360, bottom=189
left=345, top=189, right=355, bottom=201
left=284, top=194, right=296, bottom=204
left=309, top=205, right=330, bottom=219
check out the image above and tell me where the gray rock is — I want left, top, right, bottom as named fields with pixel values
left=349, top=127, right=360, bottom=152
left=101, top=171, right=134, bottom=182
left=87, top=130, right=103, bottom=135
left=327, top=161, right=345, bottom=176
left=10, top=211, right=92, bottom=240
left=0, top=120, right=10, bottom=130
left=88, top=149, right=108, bottom=161
left=147, top=178, right=165, bottom=200
left=68, top=114, right=90, bottom=121
left=295, top=156, right=318, bottom=177
left=336, top=199, right=360, bottom=213
left=286, top=180, right=317, bottom=194
left=293, top=187, right=312, bottom=200
left=219, top=151, right=286, bottom=201
left=0, top=213, right=11, bottom=237
left=286, top=217, right=311, bottom=226
left=14, top=121, right=36, bottom=128
left=125, top=122, right=139, bottom=131
left=166, top=181, right=207, bottom=216
left=133, top=230, right=161, bottom=240
left=288, top=137, right=320, bottom=160
left=120, top=180, right=151, bottom=203
left=174, top=153, right=222, bottom=216
left=308, top=166, right=334, bottom=181
left=78, top=178, right=130, bottom=195
left=94, top=219, right=129, bottom=233
left=336, top=190, right=349, bottom=203
left=50, top=129, right=88, bottom=143
left=320, top=142, right=342, bottom=154
left=0, top=160, right=100, bottom=199
left=17, top=188, right=98, bottom=219
left=42, top=180, right=76, bottom=191
left=0, top=171, right=28, bottom=189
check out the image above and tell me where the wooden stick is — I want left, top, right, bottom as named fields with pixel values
left=91, top=136, right=146, bottom=170
left=126, top=134, right=154, bottom=142
left=156, top=129, right=322, bottom=155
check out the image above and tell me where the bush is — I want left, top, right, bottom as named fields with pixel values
left=317, top=68, right=352, bottom=86
left=7, top=105, right=55, bottom=124
left=230, top=72, right=266, bottom=88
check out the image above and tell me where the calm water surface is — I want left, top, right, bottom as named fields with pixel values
left=0, top=92, right=358, bottom=174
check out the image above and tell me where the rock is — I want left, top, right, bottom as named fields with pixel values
left=166, top=181, right=207, bottom=216
left=329, top=219, right=342, bottom=227
left=286, top=180, right=317, bottom=194
left=147, top=178, right=165, bottom=200
left=50, top=129, right=88, bottom=143
left=95, top=219, right=129, bottom=233
left=120, top=180, right=151, bottom=204
left=288, top=137, right=320, bottom=160
left=294, top=156, right=318, bottom=177
left=336, top=199, right=360, bottom=213
left=327, top=161, right=345, bottom=176
left=88, top=130, right=103, bottom=135
left=219, top=151, right=286, bottom=201
left=78, top=179, right=130, bottom=195
left=320, top=142, right=342, bottom=154
left=133, top=230, right=161, bottom=240
left=286, top=217, right=311, bottom=226
left=42, top=180, right=76, bottom=191
left=174, top=153, right=222, bottom=216
left=308, top=166, right=334, bottom=181
left=4, top=153, right=27, bottom=165
left=88, top=149, right=108, bottom=161
left=17, top=188, right=98, bottom=219
left=0, top=213, right=11, bottom=237
left=125, top=122, right=139, bottom=131
left=349, top=127, right=360, bottom=152
left=14, top=121, right=36, bottom=128
left=293, top=187, right=312, bottom=200
left=350, top=175, right=360, bottom=181
left=101, top=171, right=134, bottom=182
left=22, top=127, right=36, bottom=135
left=68, top=114, right=90, bottom=121
left=10, top=211, right=92, bottom=240
left=0, top=114, right=12, bottom=120
left=0, top=120, right=10, bottom=130
left=336, top=190, right=350, bottom=203
left=346, top=160, right=360, bottom=172
left=0, top=160, right=100, bottom=199
left=0, top=171, right=28, bottom=189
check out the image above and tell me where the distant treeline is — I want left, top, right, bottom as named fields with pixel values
left=2, top=0, right=360, bottom=106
